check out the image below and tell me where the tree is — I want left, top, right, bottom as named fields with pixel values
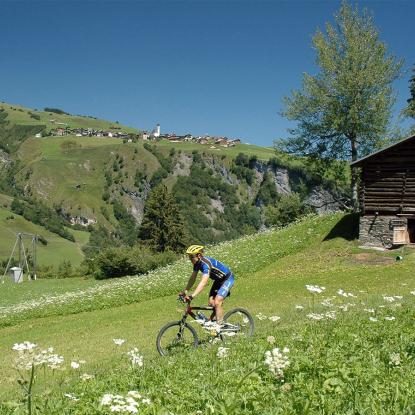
left=277, top=2, right=402, bottom=210
left=404, top=64, right=415, bottom=120
left=139, top=184, right=187, bottom=252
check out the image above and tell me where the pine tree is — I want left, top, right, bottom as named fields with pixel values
left=139, top=184, right=187, bottom=252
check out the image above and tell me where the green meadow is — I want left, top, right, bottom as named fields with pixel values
left=1, top=213, right=414, bottom=414
left=0, top=102, right=140, bottom=134
left=0, top=207, right=88, bottom=267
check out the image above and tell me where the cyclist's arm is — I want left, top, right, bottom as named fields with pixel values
left=184, top=271, right=198, bottom=293
left=191, top=274, right=209, bottom=299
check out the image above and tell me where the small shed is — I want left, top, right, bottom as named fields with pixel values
left=351, top=134, right=415, bottom=247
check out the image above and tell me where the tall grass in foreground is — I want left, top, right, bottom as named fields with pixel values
left=2, top=289, right=415, bottom=414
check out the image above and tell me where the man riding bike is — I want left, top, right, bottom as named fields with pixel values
left=180, top=245, right=235, bottom=331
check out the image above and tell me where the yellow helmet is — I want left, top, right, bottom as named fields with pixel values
left=186, top=245, right=204, bottom=255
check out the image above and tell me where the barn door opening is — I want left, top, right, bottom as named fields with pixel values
left=408, top=219, right=415, bottom=243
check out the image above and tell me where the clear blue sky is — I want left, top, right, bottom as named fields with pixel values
left=0, top=0, right=414, bottom=146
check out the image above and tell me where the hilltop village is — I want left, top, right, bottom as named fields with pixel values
left=46, top=123, right=241, bottom=148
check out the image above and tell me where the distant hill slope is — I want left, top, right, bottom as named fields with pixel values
left=0, top=200, right=88, bottom=267
left=0, top=102, right=139, bottom=134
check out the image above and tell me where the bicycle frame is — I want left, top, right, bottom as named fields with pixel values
left=179, top=302, right=216, bottom=325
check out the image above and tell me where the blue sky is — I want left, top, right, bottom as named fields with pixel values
left=0, top=0, right=414, bottom=146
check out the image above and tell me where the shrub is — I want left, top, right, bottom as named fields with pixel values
left=93, top=245, right=177, bottom=279
left=265, top=193, right=311, bottom=227
left=44, top=107, right=68, bottom=115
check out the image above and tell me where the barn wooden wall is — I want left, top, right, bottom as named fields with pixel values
left=359, top=140, right=415, bottom=214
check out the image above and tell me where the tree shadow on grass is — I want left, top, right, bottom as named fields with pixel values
left=323, top=213, right=359, bottom=241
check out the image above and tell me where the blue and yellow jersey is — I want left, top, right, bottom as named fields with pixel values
left=193, top=256, right=232, bottom=282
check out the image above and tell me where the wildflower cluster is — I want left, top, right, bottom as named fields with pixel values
left=12, top=342, right=64, bottom=370
left=216, top=347, right=229, bottom=358
left=306, top=285, right=326, bottom=294
left=255, top=312, right=281, bottom=322
left=337, top=289, right=356, bottom=298
left=101, top=391, right=151, bottom=413
left=127, top=348, right=143, bottom=367
left=306, top=311, right=336, bottom=321
left=389, top=352, right=401, bottom=366
left=264, top=347, right=290, bottom=380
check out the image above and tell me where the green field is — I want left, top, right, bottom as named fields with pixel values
left=0, top=207, right=89, bottom=267
left=1, top=213, right=414, bottom=414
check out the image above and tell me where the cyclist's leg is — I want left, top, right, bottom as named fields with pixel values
left=208, top=281, right=220, bottom=320
left=214, top=274, right=234, bottom=324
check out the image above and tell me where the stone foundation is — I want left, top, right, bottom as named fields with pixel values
left=359, top=215, right=408, bottom=248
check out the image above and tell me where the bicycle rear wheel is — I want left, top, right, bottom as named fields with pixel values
left=156, top=321, right=199, bottom=356
left=222, top=308, right=254, bottom=341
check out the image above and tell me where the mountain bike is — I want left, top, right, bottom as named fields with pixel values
left=156, top=295, right=254, bottom=356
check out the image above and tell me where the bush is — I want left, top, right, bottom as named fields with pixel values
left=93, top=245, right=177, bottom=279
left=44, top=107, right=69, bottom=115
left=265, top=193, right=311, bottom=227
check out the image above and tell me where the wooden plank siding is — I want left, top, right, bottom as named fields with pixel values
left=352, top=135, right=415, bottom=215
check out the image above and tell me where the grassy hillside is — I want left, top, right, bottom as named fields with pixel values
left=13, top=133, right=314, bottom=244
left=1, top=213, right=414, bottom=413
left=0, top=205, right=88, bottom=267
left=0, top=102, right=140, bottom=134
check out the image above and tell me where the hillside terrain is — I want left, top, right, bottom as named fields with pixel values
left=0, top=102, right=349, bottom=269
left=0, top=213, right=414, bottom=414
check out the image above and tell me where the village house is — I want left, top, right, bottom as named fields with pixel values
left=351, top=134, right=415, bottom=248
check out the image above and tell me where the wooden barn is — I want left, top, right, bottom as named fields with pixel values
left=351, top=134, right=415, bottom=248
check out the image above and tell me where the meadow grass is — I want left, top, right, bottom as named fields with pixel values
left=1, top=213, right=415, bottom=413
left=0, top=102, right=140, bottom=134
left=0, top=208, right=88, bottom=267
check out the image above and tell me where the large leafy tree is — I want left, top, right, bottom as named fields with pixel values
left=404, top=65, right=415, bottom=120
left=139, top=184, right=187, bottom=252
left=277, top=2, right=402, bottom=210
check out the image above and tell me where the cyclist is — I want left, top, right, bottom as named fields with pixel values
left=180, top=245, right=234, bottom=330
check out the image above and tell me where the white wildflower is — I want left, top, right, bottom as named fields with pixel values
left=295, top=305, right=304, bottom=310
left=385, top=316, right=396, bottom=321
left=217, top=347, right=229, bottom=358
left=12, top=341, right=37, bottom=351
left=306, top=313, right=324, bottom=320
left=383, top=296, right=396, bottom=303
left=267, top=335, right=276, bottom=345
left=268, top=316, right=281, bottom=322
left=264, top=346, right=290, bottom=380
left=410, top=291, right=415, bottom=296
left=113, top=338, right=126, bottom=346
left=64, top=393, right=79, bottom=402
left=101, top=392, right=150, bottom=413
left=325, top=311, right=336, bottom=320
left=255, top=313, right=267, bottom=320
left=364, top=308, right=375, bottom=313
left=389, top=352, right=401, bottom=366
left=306, top=285, right=326, bottom=294
left=337, top=289, right=355, bottom=298
left=369, top=317, right=378, bottom=322
left=13, top=343, right=64, bottom=370
left=71, top=361, right=80, bottom=369
left=127, top=348, right=143, bottom=367
left=80, top=373, right=94, bottom=381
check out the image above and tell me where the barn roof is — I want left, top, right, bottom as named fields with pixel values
left=350, top=134, right=415, bottom=167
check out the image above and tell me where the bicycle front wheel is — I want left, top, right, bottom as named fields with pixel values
left=222, top=308, right=254, bottom=341
left=156, top=321, right=199, bottom=356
